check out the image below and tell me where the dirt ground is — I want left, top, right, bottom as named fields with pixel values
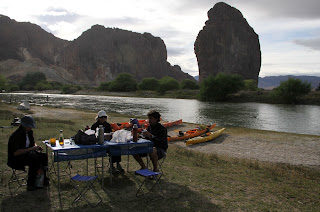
left=30, top=106, right=320, bottom=170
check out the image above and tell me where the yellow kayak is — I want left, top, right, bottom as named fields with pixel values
left=185, top=128, right=225, bottom=145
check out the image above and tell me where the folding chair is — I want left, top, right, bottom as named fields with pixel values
left=70, top=175, right=102, bottom=207
left=7, top=163, right=27, bottom=196
left=135, top=169, right=164, bottom=202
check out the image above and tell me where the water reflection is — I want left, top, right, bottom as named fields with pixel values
left=1, top=93, right=319, bottom=135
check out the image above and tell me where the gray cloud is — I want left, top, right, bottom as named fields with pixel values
left=36, top=8, right=81, bottom=24
left=167, top=46, right=187, bottom=56
left=294, top=37, right=320, bottom=51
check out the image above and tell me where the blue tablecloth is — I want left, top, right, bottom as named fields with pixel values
left=105, top=139, right=153, bottom=156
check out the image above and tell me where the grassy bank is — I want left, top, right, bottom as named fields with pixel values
left=0, top=103, right=319, bottom=211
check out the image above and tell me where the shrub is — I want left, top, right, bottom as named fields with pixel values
left=272, top=77, right=311, bottom=104
left=199, top=73, right=244, bottom=101
left=108, top=73, right=137, bottom=92
left=35, top=81, right=53, bottom=91
left=180, top=79, right=199, bottom=90
left=137, top=77, right=160, bottom=91
left=0, top=74, right=8, bottom=90
left=244, top=79, right=257, bottom=91
left=61, top=85, right=79, bottom=94
left=19, top=72, right=46, bottom=90
left=97, top=82, right=111, bottom=91
left=158, top=76, right=180, bottom=93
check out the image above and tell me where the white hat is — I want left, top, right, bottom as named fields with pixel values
left=97, top=110, right=108, bottom=118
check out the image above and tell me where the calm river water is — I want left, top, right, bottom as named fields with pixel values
left=1, top=93, right=320, bottom=136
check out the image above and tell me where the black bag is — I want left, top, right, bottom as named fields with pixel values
left=74, top=130, right=98, bottom=145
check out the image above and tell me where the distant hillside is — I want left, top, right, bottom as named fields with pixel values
left=258, top=76, right=320, bottom=90
left=0, top=15, right=194, bottom=86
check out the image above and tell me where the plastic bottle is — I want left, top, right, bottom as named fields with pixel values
left=98, top=125, right=104, bottom=144
left=35, top=169, right=44, bottom=188
left=59, top=130, right=64, bottom=146
left=133, top=124, right=138, bottom=142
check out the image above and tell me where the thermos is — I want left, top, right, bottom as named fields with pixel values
left=133, top=124, right=138, bottom=142
left=98, top=125, right=104, bottom=144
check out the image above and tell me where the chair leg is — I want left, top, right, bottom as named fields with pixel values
left=8, top=168, right=27, bottom=196
left=70, top=175, right=102, bottom=207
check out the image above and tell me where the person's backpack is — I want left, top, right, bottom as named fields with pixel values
left=74, top=130, right=98, bottom=145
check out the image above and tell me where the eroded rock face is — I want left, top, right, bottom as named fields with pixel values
left=194, top=2, right=261, bottom=82
left=0, top=15, right=194, bottom=85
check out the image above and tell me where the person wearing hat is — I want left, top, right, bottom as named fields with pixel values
left=91, top=110, right=124, bottom=174
left=133, top=110, right=168, bottom=173
left=7, top=115, right=49, bottom=191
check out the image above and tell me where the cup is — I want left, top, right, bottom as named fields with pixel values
left=50, top=138, right=56, bottom=147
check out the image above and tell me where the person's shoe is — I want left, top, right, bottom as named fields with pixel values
left=27, top=185, right=38, bottom=191
left=116, top=163, right=125, bottom=173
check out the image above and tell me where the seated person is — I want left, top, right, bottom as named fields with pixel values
left=133, top=110, right=168, bottom=172
left=7, top=115, right=49, bottom=191
left=91, top=110, right=124, bottom=173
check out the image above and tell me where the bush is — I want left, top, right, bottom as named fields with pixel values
left=158, top=76, right=180, bottom=93
left=0, top=74, right=8, bottom=90
left=35, top=81, right=53, bottom=91
left=97, top=82, right=111, bottom=91
left=180, top=79, right=199, bottom=90
left=244, top=79, right=257, bottom=91
left=61, top=85, right=79, bottom=94
left=19, top=72, right=46, bottom=90
left=137, top=77, right=160, bottom=91
left=199, top=73, right=244, bottom=101
left=108, top=73, right=137, bottom=92
left=272, top=77, right=312, bottom=104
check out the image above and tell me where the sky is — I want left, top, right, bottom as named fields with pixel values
left=1, top=0, right=320, bottom=77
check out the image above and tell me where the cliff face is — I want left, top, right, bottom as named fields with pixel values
left=194, top=2, right=261, bottom=82
left=0, top=15, right=194, bottom=85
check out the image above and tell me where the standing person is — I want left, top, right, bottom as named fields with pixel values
left=133, top=110, right=168, bottom=172
left=91, top=110, right=124, bottom=173
left=7, top=115, right=49, bottom=191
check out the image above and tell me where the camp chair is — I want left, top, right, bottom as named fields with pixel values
left=135, top=169, right=164, bottom=202
left=7, top=162, right=27, bottom=196
left=70, top=175, right=102, bottom=207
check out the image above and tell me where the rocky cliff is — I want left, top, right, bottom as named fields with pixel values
left=194, top=2, right=261, bottom=82
left=0, top=15, right=193, bottom=85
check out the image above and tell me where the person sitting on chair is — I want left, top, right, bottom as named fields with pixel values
left=91, top=110, right=124, bottom=173
left=7, top=115, right=49, bottom=191
left=133, top=110, right=168, bottom=172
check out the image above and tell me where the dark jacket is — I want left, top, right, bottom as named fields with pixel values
left=8, top=125, right=35, bottom=166
left=91, top=121, right=112, bottom=133
left=147, top=123, right=168, bottom=151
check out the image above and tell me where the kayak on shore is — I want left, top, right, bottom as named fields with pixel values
left=186, top=128, right=225, bottom=145
left=168, top=124, right=217, bottom=142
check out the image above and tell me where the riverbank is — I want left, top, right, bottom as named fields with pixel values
left=2, top=102, right=320, bottom=169
left=1, top=103, right=319, bottom=211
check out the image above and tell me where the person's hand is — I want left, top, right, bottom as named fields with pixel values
left=142, top=130, right=152, bottom=139
left=33, top=145, right=43, bottom=151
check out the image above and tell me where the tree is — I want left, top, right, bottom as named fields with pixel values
left=108, top=73, right=137, bottom=92
left=35, top=81, right=53, bottom=91
left=97, top=82, right=111, bottom=91
left=316, top=83, right=320, bottom=91
left=273, top=77, right=311, bottom=104
left=19, top=72, right=46, bottom=90
left=180, top=79, right=199, bottom=90
left=199, top=73, right=244, bottom=101
left=158, top=76, right=180, bottom=93
left=0, top=74, right=8, bottom=90
left=137, top=77, right=160, bottom=91
left=244, top=79, right=257, bottom=91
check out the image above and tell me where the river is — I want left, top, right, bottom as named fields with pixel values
left=1, top=93, right=320, bottom=136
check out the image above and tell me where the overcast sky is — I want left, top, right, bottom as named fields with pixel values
left=1, top=0, right=320, bottom=77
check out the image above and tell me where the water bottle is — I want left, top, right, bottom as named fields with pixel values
left=133, top=124, right=138, bottom=142
left=59, top=130, right=64, bottom=146
left=35, top=169, right=44, bottom=188
left=98, top=125, right=104, bottom=144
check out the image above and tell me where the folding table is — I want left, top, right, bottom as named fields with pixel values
left=43, top=139, right=108, bottom=196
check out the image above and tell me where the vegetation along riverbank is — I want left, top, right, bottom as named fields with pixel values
left=0, top=102, right=319, bottom=211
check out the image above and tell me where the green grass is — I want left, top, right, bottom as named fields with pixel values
left=0, top=104, right=319, bottom=211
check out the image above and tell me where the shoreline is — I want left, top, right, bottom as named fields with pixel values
left=2, top=103, right=319, bottom=170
